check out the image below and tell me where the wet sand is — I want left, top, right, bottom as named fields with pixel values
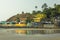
left=0, top=29, right=60, bottom=40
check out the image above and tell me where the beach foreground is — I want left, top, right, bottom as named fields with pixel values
left=0, top=29, right=60, bottom=40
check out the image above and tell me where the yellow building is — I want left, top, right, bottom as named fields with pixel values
left=15, top=23, right=26, bottom=27
left=33, top=18, right=41, bottom=22
left=33, top=13, right=46, bottom=22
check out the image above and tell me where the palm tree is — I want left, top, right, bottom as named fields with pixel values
left=42, top=3, right=48, bottom=9
left=35, top=6, right=38, bottom=9
left=35, top=6, right=38, bottom=12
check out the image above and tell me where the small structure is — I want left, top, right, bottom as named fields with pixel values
left=42, top=18, right=54, bottom=28
left=54, top=16, right=60, bottom=28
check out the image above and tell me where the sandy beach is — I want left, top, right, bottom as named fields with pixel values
left=0, top=28, right=60, bottom=40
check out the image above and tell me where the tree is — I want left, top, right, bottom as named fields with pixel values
left=42, top=3, right=49, bottom=18
left=16, top=14, right=20, bottom=23
left=37, top=10, right=41, bottom=13
left=54, top=4, right=60, bottom=14
left=42, top=3, right=48, bottom=14
left=32, top=10, right=36, bottom=14
left=26, top=17, right=33, bottom=24
left=42, top=3, right=48, bottom=10
left=35, top=6, right=38, bottom=10
left=32, top=6, right=38, bottom=14
left=16, top=18, right=20, bottom=23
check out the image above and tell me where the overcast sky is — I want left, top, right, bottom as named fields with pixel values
left=0, top=0, right=60, bottom=21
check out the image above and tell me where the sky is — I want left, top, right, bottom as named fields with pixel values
left=0, top=0, right=60, bottom=21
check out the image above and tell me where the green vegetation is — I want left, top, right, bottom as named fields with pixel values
left=6, top=3, right=60, bottom=23
left=0, top=3, right=60, bottom=28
